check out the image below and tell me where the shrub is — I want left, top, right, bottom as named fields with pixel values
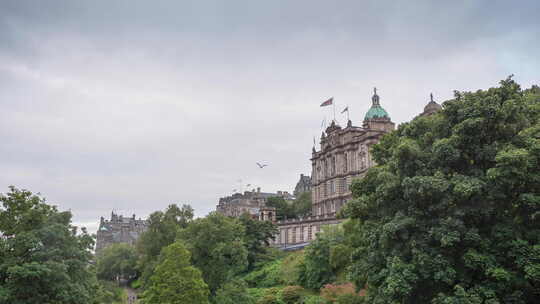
left=281, top=285, right=304, bottom=304
left=336, top=293, right=364, bottom=304
left=280, top=252, right=305, bottom=285
left=329, top=244, right=352, bottom=271
left=214, top=280, right=255, bottom=304
left=320, top=283, right=357, bottom=302
left=244, top=260, right=285, bottom=287
left=303, top=295, right=326, bottom=304
left=257, top=294, right=281, bottom=304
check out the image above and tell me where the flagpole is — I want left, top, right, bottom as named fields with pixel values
left=333, top=101, right=336, bottom=123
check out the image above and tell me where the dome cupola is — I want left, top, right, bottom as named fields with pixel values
left=364, top=87, right=390, bottom=120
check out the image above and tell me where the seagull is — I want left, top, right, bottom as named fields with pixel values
left=256, top=162, right=268, bottom=168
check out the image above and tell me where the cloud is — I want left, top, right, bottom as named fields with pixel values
left=1, top=0, right=539, bottom=233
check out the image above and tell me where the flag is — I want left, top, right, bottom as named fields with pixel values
left=320, top=97, right=333, bottom=107
left=341, top=106, right=349, bottom=114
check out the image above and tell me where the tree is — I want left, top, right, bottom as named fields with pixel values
left=293, top=192, right=312, bottom=217
left=136, top=203, right=194, bottom=288
left=143, top=241, right=209, bottom=304
left=266, top=196, right=295, bottom=220
left=238, top=213, right=278, bottom=270
left=0, top=186, right=96, bottom=304
left=298, top=225, right=345, bottom=289
left=178, top=212, right=248, bottom=294
left=96, top=243, right=138, bottom=282
left=343, top=78, right=540, bottom=303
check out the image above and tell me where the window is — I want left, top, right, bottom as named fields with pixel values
left=343, top=153, right=348, bottom=173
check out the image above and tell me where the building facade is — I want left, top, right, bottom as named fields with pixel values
left=216, top=188, right=293, bottom=220
left=95, top=212, right=148, bottom=253
left=272, top=89, right=395, bottom=248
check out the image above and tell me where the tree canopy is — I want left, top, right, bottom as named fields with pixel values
left=343, top=78, right=540, bottom=303
left=143, top=241, right=209, bottom=304
left=96, top=243, right=138, bottom=281
left=136, top=203, right=194, bottom=288
left=0, top=186, right=96, bottom=304
left=177, top=212, right=248, bottom=294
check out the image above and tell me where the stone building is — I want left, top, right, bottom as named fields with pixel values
left=95, top=212, right=148, bottom=253
left=271, top=88, right=395, bottom=248
left=216, top=188, right=293, bottom=220
left=271, top=90, right=443, bottom=249
left=293, top=174, right=312, bottom=197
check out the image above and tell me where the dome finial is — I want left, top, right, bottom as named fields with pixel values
left=372, top=87, right=380, bottom=106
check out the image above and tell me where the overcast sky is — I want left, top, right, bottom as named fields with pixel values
left=1, top=0, right=539, bottom=233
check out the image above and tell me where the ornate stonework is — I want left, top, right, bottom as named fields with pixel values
left=273, top=89, right=395, bottom=249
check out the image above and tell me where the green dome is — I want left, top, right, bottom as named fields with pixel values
left=364, top=88, right=390, bottom=120
left=364, top=105, right=389, bottom=120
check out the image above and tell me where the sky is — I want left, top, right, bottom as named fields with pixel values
left=1, top=0, right=539, bottom=234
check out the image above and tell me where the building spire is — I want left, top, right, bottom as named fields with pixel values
left=372, top=87, right=380, bottom=106
left=430, top=92, right=434, bottom=102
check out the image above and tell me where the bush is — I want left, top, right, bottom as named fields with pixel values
left=320, top=283, right=357, bottom=302
left=303, top=295, right=326, bottom=304
left=244, top=260, right=285, bottom=287
left=336, top=293, right=364, bottom=304
left=214, top=280, right=255, bottom=304
left=280, top=252, right=305, bottom=285
left=257, top=294, right=281, bottom=304
left=329, top=244, right=352, bottom=271
left=281, top=285, right=304, bottom=304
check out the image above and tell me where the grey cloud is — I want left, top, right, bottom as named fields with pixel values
left=0, top=1, right=538, bottom=233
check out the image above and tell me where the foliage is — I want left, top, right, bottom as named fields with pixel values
left=320, top=283, right=358, bottom=302
left=0, top=186, right=96, bottom=304
left=239, top=213, right=279, bottom=270
left=96, top=243, right=138, bottom=281
left=178, top=212, right=248, bottom=294
left=280, top=251, right=305, bottom=285
left=303, top=295, right=326, bottom=304
left=335, top=293, right=364, bottom=304
left=267, top=197, right=296, bottom=220
left=257, top=295, right=282, bottom=304
left=294, top=192, right=313, bottom=217
left=93, top=280, right=125, bottom=304
left=143, top=241, right=209, bottom=304
left=343, top=78, right=540, bottom=303
left=281, top=285, right=305, bottom=304
left=267, top=193, right=313, bottom=220
left=298, top=225, right=346, bottom=289
left=244, top=259, right=285, bottom=287
left=213, top=279, right=255, bottom=304
left=136, top=203, right=193, bottom=288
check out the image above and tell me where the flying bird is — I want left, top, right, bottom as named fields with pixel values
left=256, top=162, right=268, bottom=168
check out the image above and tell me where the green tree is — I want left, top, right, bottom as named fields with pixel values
left=136, top=203, right=194, bottom=288
left=298, top=225, right=345, bottom=289
left=343, top=78, right=540, bottom=303
left=143, top=241, right=209, bottom=304
left=239, top=213, right=278, bottom=270
left=96, top=243, right=138, bottom=281
left=0, top=186, right=96, bottom=304
left=178, top=212, right=248, bottom=294
left=266, top=197, right=295, bottom=220
left=293, top=192, right=312, bottom=217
